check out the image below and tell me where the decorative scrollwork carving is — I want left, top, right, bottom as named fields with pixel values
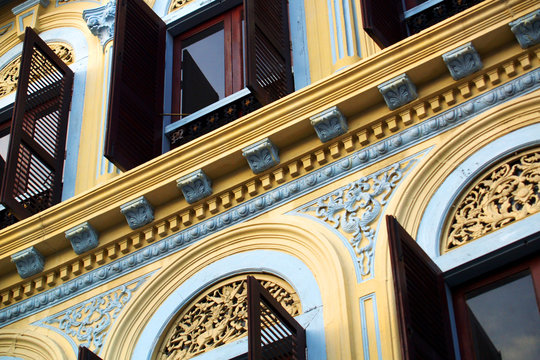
left=0, top=42, right=74, bottom=98
left=158, top=275, right=301, bottom=360
left=169, top=0, right=194, bottom=13
left=445, top=147, right=540, bottom=252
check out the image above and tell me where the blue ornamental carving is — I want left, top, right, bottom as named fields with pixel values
left=65, top=222, right=99, bottom=255
left=120, top=196, right=154, bottom=230
left=242, top=138, right=280, bottom=174
left=509, top=10, right=540, bottom=49
left=378, top=74, right=418, bottom=110
left=11, top=246, right=45, bottom=279
left=310, top=106, right=348, bottom=142
left=177, top=169, right=213, bottom=204
left=442, top=42, right=483, bottom=80
left=83, top=1, right=116, bottom=46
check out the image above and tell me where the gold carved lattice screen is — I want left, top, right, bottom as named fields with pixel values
left=0, top=43, right=74, bottom=98
left=169, top=0, right=194, bottom=13
left=156, top=274, right=302, bottom=360
left=444, top=146, right=540, bottom=253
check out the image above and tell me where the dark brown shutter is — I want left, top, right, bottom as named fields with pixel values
left=105, top=0, right=166, bottom=172
left=0, top=27, right=73, bottom=220
left=247, top=275, right=306, bottom=360
left=244, top=0, right=293, bottom=106
left=386, top=215, right=455, bottom=360
left=361, top=0, right=408, bottom=48
left=78, top=345, right=103, bottom=360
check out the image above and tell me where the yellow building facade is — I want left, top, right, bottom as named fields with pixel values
left=0, top=0, right=539, bottom=359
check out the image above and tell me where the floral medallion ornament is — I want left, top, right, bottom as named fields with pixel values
left=297, top=157, right=416, bottom=278
left=378, top=73, right=418, bottom=110
left=442, top=42, right=483, bottom=80
left=445, top=147, right=540, bottom=252
left=157, top=275, right=301, bottom=360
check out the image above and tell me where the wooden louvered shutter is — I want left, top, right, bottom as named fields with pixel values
left=244, top=0, right=293, bottom=106
left=0, top=27, right=73, bottom=220
left=78, top=345, right=102, bottom=360
left=247, top=276, right=306, bottom=360
left=361, top=0, right=408, bottom=48
left=386, top=215, right=455, bottom=360
left=105, top=0, right=166, bottom=172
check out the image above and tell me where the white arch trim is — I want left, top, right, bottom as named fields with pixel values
left=417, top=123, right=540, bottom=271
left=132, top=250, right=326, bottom=360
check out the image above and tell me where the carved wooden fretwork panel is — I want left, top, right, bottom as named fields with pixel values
left=156, top=274, right=302, bottom=360
left=168, top=0, right=194, bottom=13
left=444, top=147, right=540, bottom=252
left=0, top=42, right=74, bottom=98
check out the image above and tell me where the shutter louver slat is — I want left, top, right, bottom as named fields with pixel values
left=0, top=28, right=73, bottom=220
left=386, top=215, right=455, bottom=360
left=105, top=0, right=166, bottom=172
left=244, top=0, right=293, bottom=106
left=247, top=275, right=306, bottom=360
left=361, top=0, right=408, bottom=48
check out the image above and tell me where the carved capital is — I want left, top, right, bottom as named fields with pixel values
left=65, top=222, right=99, bottom=255
left=11, top=246, right=45, bottom=279
left=378, top=74, right=417, bottom=110
left=509, top=10, right=540, bottom=48
left=120, top=196, right=154, bottom=230
left=242, top=138, right=280, bottom=174
left=310, top=106, right=348, bottom=142
left=83, top=1, right=116, bottom=46
left=177, top=170, right=213, bottom=204
left=442, top=42, right=483, bottom=80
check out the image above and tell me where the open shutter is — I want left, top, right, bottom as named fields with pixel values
left=78, top=345, right=102, bottom=360
left=386, top=215, right=455, bottom=360
left=361, top=0, right=408, bottom=48
left=247, top=275, right=306, bottom=360
left=105, top=0, right=166, bottom=172
left=0, top=27, right=73, bottom=220
left=244, top=0, right=293, bottom=106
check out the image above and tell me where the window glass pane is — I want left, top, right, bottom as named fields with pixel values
left=0, top=133, right=9, bottom=162
left=466, top=273, right=540, bottom=359
left=181, top=23, right=225, bottom=115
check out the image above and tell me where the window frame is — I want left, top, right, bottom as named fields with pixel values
left=171, top=4, right=244, bottom=121
left=452, top=254, right=540, bottom=360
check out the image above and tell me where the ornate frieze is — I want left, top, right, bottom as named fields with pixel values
left=83, top=1, right=116, bottom=46
left=310, top=106, right=348, bottom=142
left=158, top=275, right=301, bottom=360
left=509, top=10, right=540, bottom=49
left=177, top=170, right=213, bottom=204
left=65, top=222, right=99, bottom=255
left=445, top=147, right=540, bottom=252
left=120, top=196, right=154, bottom=230
left=296, top=157, right=417, bottom=278
left=11, top=246, right=45, bottom=279
left=0, top=42, right=74, bottom=98
left=169, top=0, right=195, bottom=13
left=378, top=74, right=418, bottom=110
left=33, top=273, right=151, bottom=354
left=442, top=42, right=483, bottom=80
left=242, top=138, right=280, bottom=174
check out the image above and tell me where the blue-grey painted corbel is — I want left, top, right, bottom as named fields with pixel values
left=65, top=222, right=99, bottom=255
left=11, top=246, right=45, bottom=279
left=509, top=10, right=540, bottom=49
left=177, top=169, right=213, bottom=204
left=310, top=106, right=348, bottom=142
left=12, top=0, right=49, bottom=15
left=442, top=42, right=483, bottom=80
left=120, top=196, right=154, bottom=230
left=378, top=74, right=418, bottom=110
left=83, top=1, right=116, bottom=47
left=242, top=138, right=280, bottom=174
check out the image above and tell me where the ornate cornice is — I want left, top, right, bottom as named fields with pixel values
left=1, top=66, right=540, bottom=322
